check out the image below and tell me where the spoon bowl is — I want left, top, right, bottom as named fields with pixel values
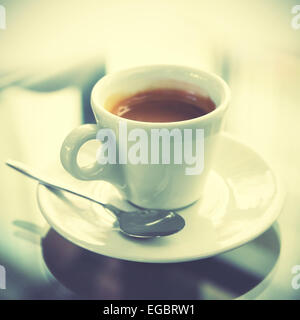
left=104, top=204, right=185, bottom=238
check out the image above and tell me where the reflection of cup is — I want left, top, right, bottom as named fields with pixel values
left=60, top=65, right=230, bottom=209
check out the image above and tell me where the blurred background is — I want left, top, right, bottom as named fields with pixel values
left=0, top=0, right=300, bottom=299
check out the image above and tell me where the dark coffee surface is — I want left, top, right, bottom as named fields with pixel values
left=109, top=89, right=216, bottom=122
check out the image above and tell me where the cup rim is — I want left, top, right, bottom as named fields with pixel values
left=91, top=64, right=231, bottom=127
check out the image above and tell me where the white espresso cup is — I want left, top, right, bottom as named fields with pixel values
left=60, top=65, right=230, bottom=210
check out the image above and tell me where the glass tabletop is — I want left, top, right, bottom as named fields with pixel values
left=0, top=223, right=281, bottom=300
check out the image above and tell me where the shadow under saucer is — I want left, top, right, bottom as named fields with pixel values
left=41, top=224, right=280, bottom=300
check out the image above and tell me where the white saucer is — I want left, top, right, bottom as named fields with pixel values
left=37, top=133, right=285, bottom=263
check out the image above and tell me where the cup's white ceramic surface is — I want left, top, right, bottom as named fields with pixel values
left=60, top=65, right=230, bottom=209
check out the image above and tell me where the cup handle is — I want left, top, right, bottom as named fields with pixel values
left=60, top=124, right=121, bottom=184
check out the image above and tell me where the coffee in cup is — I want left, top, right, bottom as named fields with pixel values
left=108, top=88, right=216, bottom=122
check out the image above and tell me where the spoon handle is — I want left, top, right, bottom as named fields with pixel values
left=5, top=159, right=108, bottom=208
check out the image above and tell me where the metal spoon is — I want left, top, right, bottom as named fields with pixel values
left=6, top=160, right=185, bottom=238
